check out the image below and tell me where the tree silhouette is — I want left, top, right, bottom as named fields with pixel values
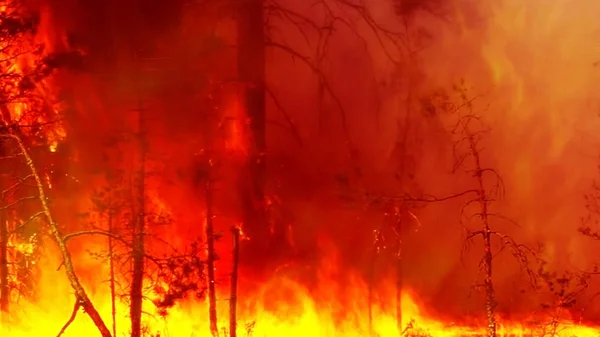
left=421, top=82, right=540, bottom=337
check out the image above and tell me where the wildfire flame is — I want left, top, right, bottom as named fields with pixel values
left=0, top=0, right=600, bottom=337
left=0, top=4, right=65, bottom=149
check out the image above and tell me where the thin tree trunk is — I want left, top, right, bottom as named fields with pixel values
left=0, top=192, right=8, bottom=316
left=108, top=211, right=117, bottom=337
left=206, top=178, right=219, bottom=337
left=6, top=132, right=112, bottom=337
left=237, top=0, right=272, bottom=262
left=468, top=134, right=496, bottom=337
left=367, top=246, right=376, bottom=336
left=395, top=234, right=403, bottom=334
left=0, top=138, right=8, bottom=315
left=230, top=227, right=240, bottom=337
left=368, top=229, right=384, bottom=336
left=130, top=98, right=147, bottom=337
left=482, top=228, right=496, bottom=337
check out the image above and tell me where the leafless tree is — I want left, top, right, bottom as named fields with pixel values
left=227, top=0, right=448, bottom=268
left=0, top=130, right=113, bottom=337
left=421, top=82, right=540, bottom=337
left=203, top=154, right=219, bottom=337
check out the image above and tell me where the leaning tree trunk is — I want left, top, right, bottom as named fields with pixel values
left=6, top=132, right=112, bottom=337
left=130, top=98, right=147, bottom=337
left=237, top=0, right=272, bottom=263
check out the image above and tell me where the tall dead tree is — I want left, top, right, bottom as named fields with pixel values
left=130, top=91, right=147, bottom=337
left=205, top=172, right=219, bottom=337
left=421, top=84, right=539, bottom=337
left=461, top=116, right=497, bottom=337
left=240, top=0, right=444, bottom=268
left=230, top=226, right=241, bottom=337
left=236, top=0, right=273, bottom=263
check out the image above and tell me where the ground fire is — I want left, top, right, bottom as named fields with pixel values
left=0, top=0, right=600, bottom=336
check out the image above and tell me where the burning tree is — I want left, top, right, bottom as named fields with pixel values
left=0, top=3, right=114, bottom=336
left=225, top=0, right=446, bottom=269
left=72, top=133, right=208, bottom=337
left=69, top=90, right=212, bottom=337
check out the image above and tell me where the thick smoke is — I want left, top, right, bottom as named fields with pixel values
left=31, top=0, right=600, bottom=322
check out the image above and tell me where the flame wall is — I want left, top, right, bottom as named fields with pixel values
left=17, top=0, right=600, bottom=327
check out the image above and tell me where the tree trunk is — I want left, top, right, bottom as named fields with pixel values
left=206, top=178, right=219, bottom=337
left=8, top=132, right=112, bottom=337
left=0, top=183, right=8, bottom=316
left=130, top=100, right=147, bottom=337
left=237, top=0, right=276, bottom=264
left=108, top=211, right=117, bottom=337
left=469, top=134, right=496, bottom=337
left=395, top=235, right=403, bottom=334
left=230, top=227, right=240, bottom=337
left=483, top=228, right=496, bottom=337
left=0, top=138, right=8, bottom=315
left=367, top=245, right=376, bottom=336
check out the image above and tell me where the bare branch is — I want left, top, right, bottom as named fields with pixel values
left=264, top=85, right=303, bottom=145
left=56, top=301, right=81, bottom=337
left=387, top=189, right=479, bottom=203
left=265, top=40, right=350, bottom=143
left=63, top=229, right=133, bottom=248
left=2, top=131, right=112, bottom=337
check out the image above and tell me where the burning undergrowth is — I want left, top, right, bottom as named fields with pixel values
left=0, top=0, right=599, bottom=336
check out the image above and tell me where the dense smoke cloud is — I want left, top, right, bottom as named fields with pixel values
left=26, top=0, right=600, bottom=323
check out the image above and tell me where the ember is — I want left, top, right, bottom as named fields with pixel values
left=0, top=0, right=599, bottom=337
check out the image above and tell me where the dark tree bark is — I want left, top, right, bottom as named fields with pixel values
left=130, top=100, right=147, bottom=337
left=206, top=178, right=219, bottom=337
left=394, top=225, right=403, bottom=334
left=0, top=209, right=7, bottom=315
left=0, top=155, right=8, bottom=315
left=229, top=227, right=240, bottom=337
left=108, top=211, right=117, bottom=337
left=237, top=0, right=281, bottom=265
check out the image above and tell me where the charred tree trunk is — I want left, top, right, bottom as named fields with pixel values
left=367, top=245, right=376, bottom=336
left=395, top=233, right=403, bottom=334
left=0, top=183, right=8, bottom=316
left=479, top=186, right=496, bottom=337
left=130, top=100, right=147, bottom=337
left=206, top=178, right=219, bottom=337
left=230, top=227, right=240, bottom=337
left=237, top=0, right=281, bottom=264
left=468, top=134, right=496, bottom=337
left=0, top=138, right=8, bottom=315
left=108, top=211, right=117, bottom=337
left=482, top=226, right=496, bottom=337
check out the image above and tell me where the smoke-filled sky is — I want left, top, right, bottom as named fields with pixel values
left=30, top=0, right=600, bottom=321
